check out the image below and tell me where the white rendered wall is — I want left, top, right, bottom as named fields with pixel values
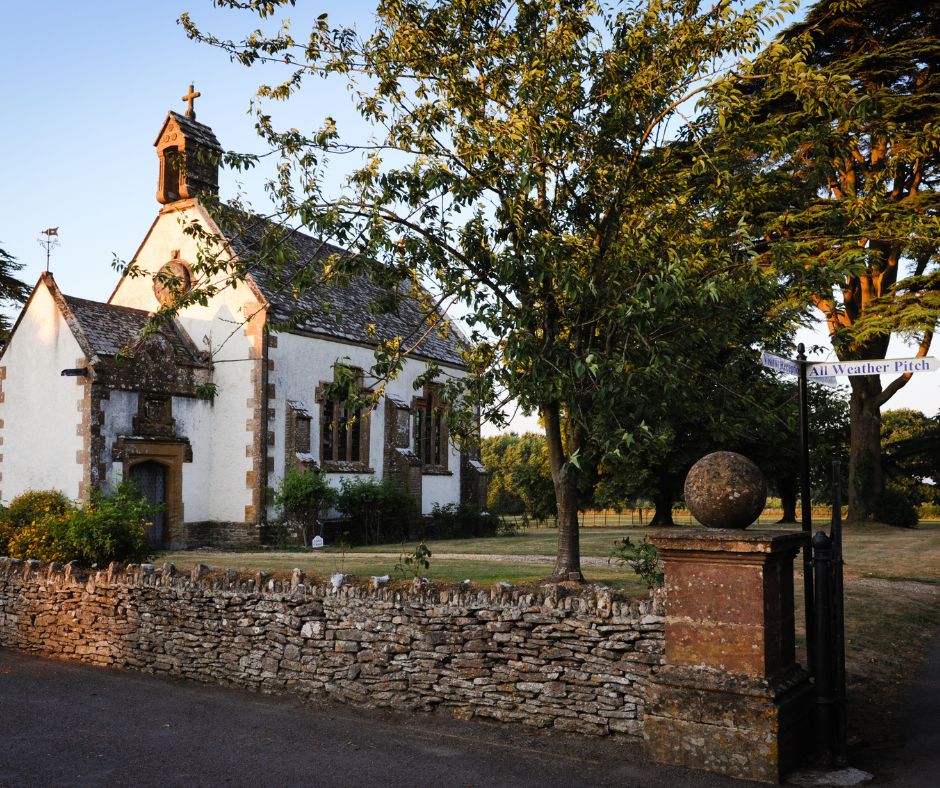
left=99, top=390, right=136, bottom=492
left=109, top=206, right=259, bottom=523
left=0, top=283, right=87, bottom=502
left=98, top=391, right=214, bottom=523
left=270, top=331, right=465, bottom=515
left=173, top=396, right=214, bottom=523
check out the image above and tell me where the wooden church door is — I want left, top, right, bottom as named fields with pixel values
left=130, top=460, right=167, bottom=549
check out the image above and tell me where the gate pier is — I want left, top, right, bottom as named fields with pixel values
left=644, top=529, right=812, bottom=783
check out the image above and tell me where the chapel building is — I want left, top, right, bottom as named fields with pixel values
left=0, top=97, right=486, bottom=549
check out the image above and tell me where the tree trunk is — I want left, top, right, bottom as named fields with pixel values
left=776, top=476, right=798, bottom=524
left=847, top=375, right=885, bottom=521
left=542, top=402, right=584, bottom=582
left=650, top=474, right=676, bottom=526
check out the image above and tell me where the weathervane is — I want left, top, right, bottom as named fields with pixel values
left=38, top=227, right=59, bottom=274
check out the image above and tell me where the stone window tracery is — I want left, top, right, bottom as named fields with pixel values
left=153, top=251, right=192, bottom=305
left=316, top=370, right=372, bottom=473
left=412, top=384, right=449, bottom=474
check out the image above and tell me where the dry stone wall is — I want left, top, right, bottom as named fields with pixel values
left=0, top=557, right=663, bottom=738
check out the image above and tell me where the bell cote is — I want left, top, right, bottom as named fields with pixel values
left=154, top=88, right=222, bottom=204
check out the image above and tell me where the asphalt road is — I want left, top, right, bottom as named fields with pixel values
left=0, top=649, right=765, bottom=788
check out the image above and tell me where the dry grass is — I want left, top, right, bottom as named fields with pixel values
left=157, top=550, right=650, bottom=596
left=793, top=579, right=940, bottom=745
left=256, top=518, right=940, bottom=579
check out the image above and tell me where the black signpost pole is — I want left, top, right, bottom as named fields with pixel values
left=831, top=461, right=848, bottom=764
left=813, top=530, right=835, bottom=765
left=798, top=343, right=815, bottom=674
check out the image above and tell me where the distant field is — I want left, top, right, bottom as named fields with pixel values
left=158, top=519, right=940, bottom=587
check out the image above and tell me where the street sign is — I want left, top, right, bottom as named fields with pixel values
left=761, top=352, right=838, bottom=388
left=808, top=357, right=939, bottom=379
left=761, top=351, right=799, bottom=376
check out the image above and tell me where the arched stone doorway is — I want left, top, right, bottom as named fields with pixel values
left=129, top=460, right=168, bottom=549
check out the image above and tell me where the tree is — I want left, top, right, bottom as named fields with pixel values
left=711, top=0, right=940, bottom=519
left=481, top=433, right=556, bottom=522
left=881, top=409, right=940, bottom=508
left=272, top=466, right=337, bottom=546
left=0, top=245, right=31, bottom=346
left=180, top=0, right=798, bottom=579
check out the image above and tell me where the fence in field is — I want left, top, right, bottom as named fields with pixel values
left=509, top=506, right=851, bottom=529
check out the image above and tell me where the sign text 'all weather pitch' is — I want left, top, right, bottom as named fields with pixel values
left=807, top=357, right=939, bottom=380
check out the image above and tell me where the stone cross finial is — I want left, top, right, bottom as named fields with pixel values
left=182, top=84, right=201, bottom=119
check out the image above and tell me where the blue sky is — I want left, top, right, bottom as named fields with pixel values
left=1, top=1, right=936, bottom=434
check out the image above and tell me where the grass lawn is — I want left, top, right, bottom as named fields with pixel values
left=156, top=551, right=651, bottom=595
left=159, top=519, right=940, bottom=587
left=202, top=517, right=940, bottom=581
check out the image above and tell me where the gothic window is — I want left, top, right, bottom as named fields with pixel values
left=294, top=414, right=311, bottom=454
left=413, top=386, right=448, bottom=472
left=285, top=400, right=317, bottom=472
left=316, top=373, right=371, bottom=472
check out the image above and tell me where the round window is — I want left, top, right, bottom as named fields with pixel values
left=152, top=260, right=192, bottom=304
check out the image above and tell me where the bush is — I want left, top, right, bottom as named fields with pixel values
left=335, top=477, right=419, bottom=546
left=0, top=490, right=75, bottom=561
left=271, top=467, right=337, bottom=547
left=7, top=512, right=73, bottom=563
left=428, top=502, right=498, bottom=540
left=610, top=537, right=664, bottom=588
left=67, top=482, right=157, bottom=566
left=0, top=485, right=156, bottom=565
left=2, top=489, right=72, bottom=530
left=872, top=487, right=919, bottom=529
left=918, top=502, right=940, bottom=520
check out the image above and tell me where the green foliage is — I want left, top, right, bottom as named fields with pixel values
left=179, top=0, right=799, bottom=576
left=918, top=502, right=940, bottom=520
left=0, top=485, right=155, bottom=566
left=871, top=488, right=919, bottom=529
left=335, top=477, right=419, bottom=546
left=394, top=540, right=432, bottom=580
left=67, top=482, right=157, bottom=566
left=2, top=490, right=72, bottom=530
left=428, top=502, right=497, bottom=540
left=0, top=490, right=74, bottom=560
left=481, top=433, right=557, bottom=523
left=272, top=466, right=337, bottom=546
left=195, top=381, right=219, bottom=400
left=0, top=244, right=31, bottom=346
left=881, top=409, right=940, bottom=508
left=610, top=537, right=664, bottom=589
left=708, top=0, right=940, bottom=513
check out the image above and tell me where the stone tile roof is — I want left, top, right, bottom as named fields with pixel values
left=63, top=295, right=201, bottom=363
left=215, top=210, right=468, bottom=367
left=155, top=111, right=222, bottom=152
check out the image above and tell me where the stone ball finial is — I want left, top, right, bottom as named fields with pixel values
left=684, top=451, right=767, bottom=530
